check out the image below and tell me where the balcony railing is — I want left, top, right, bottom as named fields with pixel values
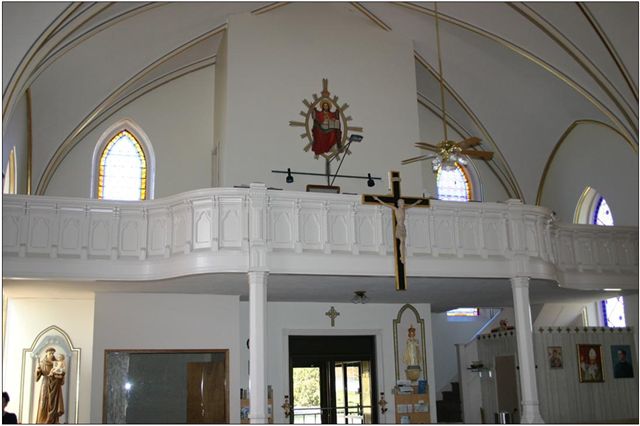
left=3, top=186, right=637, bottom=288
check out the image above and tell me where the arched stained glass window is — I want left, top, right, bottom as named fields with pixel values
left=602, top=296, right=626, bottom=327
left=593, top=196, right=614, bottom=226
left=97, top=130, right=147, bottom=200
left=3, top=147, right=17, bottom=194
left=436, top=164, right=472, bottom=202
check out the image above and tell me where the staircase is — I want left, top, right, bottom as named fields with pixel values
left=436, top=382, right=462, bottom=423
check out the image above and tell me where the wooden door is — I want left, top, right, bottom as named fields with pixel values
left=495, top=355, right=519, bottom=423
left=187, top=361, right=227, bottom=423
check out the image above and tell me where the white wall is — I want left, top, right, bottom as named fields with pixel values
left=46, top=66, right=214, bottom=198
left=240, top=301, right=436, bottom=424
left=90, top=293, right=240, bottom=423
left=219, top=3, right=423, bottom=195
left=539, top=121, right=638, bottom=226
left=3, top=297, right=95, bottom=423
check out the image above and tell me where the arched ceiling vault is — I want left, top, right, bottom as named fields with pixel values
left=3, top=2, right=637, bottom=203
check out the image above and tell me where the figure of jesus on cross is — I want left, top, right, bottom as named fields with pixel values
left=362, top=171, right=430, bottom=290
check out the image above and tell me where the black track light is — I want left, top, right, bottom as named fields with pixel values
left=367, top=173, right=375, bottom=187
left=286, top=168, right=294, bottom=184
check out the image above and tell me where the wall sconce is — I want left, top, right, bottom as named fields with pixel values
left=351, top=290, right=368, bottom=304
left=378, top=392, right=388, bottom=414
left=281, top=395, right=291, bottom=418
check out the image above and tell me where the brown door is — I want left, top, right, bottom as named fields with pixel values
left=187, top=361, right=227, bottom=423
left=495, top=355, right=520, bottom=423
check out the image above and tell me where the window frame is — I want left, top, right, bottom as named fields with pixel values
left=91, top=119, right=155, bottom=200
left=436, top=161, right=479, bottom=202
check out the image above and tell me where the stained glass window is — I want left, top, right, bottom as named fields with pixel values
left=592, top=196, right=614, bottom=226
left=437, top=164, right=471, bottom=202
left=602, top=297, right=626, bottom=327
left=447, top=308, right=480, bottom=317
left=97, top=130, right=147, bottom=200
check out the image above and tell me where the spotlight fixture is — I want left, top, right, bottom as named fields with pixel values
left=286, top=168, right=294, bottom=183
left=367, top=173, right=375, bottom=187
left=351, top=290, right=368, bottom=304
left=349, top=134, right=363, bottom=143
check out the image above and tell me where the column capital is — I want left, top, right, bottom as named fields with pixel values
left=510, top=275, right=531, bottom=289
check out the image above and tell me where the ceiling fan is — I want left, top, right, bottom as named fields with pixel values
left=402, top=4, right=493, bottom=172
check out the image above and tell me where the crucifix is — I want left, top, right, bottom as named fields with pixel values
left=325, top=306, right=340, bottom=327
left=362, top=171, right=430, bottom=290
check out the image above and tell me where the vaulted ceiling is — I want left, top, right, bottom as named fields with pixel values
left=3, top=2, right=638, bottom=204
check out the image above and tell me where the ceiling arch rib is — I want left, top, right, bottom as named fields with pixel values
left=27, top=3, right=165, bottom=92
left=35, top=26, right=226, bottom=195
left=509, top=3, right=637, bottom=128
left=580, top=2, right=639, bottom=98
left=2, top=2, right=82, bottom=128
left=414, top=52, right=523, bottom=201
left=391, top=2, right=637, bottom=145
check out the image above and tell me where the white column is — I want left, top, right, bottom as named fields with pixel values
left=249, top=270, right=268, bottom=423
left=511, top=276, right=544, bottom=423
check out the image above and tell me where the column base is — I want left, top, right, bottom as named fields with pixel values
left=250, top=415, right=269, bottom=424
left=520, top=400, right=545, bottom=423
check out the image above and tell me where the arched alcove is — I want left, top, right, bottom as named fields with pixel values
left=20, top=325, right=81, bottom=424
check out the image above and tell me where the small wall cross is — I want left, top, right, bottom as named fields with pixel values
left=325, top=306, right=340, bottom=327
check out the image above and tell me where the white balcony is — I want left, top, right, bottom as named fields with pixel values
left=3, top=185, right=637, bottom=290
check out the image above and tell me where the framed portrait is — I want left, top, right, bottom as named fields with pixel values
left=547, top=346, right=563, bottom=369
left=610, top=345, right=634, bottom=378
left=577, top=344, right=604, bottom=383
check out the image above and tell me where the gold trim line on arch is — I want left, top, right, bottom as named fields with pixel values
left=395, top=2, right=637, bottom=145
left=535, top=119, right=638, bottom=206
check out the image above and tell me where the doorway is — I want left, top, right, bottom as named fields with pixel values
left=289, top=336, right=378, bottom=424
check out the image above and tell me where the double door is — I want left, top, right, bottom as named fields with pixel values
left=289, top=336, right=378, bottom=424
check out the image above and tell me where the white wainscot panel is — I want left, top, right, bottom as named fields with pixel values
left=459, top=214, right=480, bottom=253
left=328, top=205, right=351, bottom=252
left=171, top=203, right=189, bottom=254
left=192, top=201, right=213, bottom=251
left=2, top=206, right=21, bottom=252
left=300, top=206, right=323, bottom=250
left=356, top=211, right=378, bottom=253
left=433, top=213, right=455, bottom=253
left=119, top=210, right=144, bottom=257
left=269, top=202, right=294, bottom=250
left=58, top=212, right=83, bottom=256
left=523, top=217, right=539, bottom=255
left=27, top=207, right=55, bottom=254
left=575, top=235, right=595, bottom=270
left=482, top=215, right=505, bottom=254
left=219, top=198, right=243, bottom=249
left=147, top=210, right=169, bottom=257
left=594, top=237, right=613, bottom=269
left=407, top=210, right=429, bottom=254
left=89, top=210, right=113, bottom=257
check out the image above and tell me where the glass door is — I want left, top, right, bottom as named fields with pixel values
left=292, top=361, right=374, bottom=424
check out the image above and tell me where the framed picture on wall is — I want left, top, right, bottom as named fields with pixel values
left=610, top=345, right=634, bottom=378
left=547, top=346, right=563, bottom=369
left=577, top=344, right=604, bottom=383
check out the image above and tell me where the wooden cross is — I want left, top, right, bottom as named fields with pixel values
left=325, top=306, right=340, bottom=327
left=362, top=171, right=430, bottom=291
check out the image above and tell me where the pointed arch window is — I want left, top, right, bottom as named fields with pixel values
left=3, top=147, right=17, bottom=194
left=92, top=121, right=155, bottom=200
left=436, top=163, right=472, bottom=202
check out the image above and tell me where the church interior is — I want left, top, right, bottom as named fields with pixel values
left=2, top=2, right=638, bottom=424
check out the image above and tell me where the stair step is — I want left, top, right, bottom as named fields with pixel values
left=450, top=381, right=460, bottom=395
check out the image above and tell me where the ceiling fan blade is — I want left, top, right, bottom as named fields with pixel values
left=401, top=154, right=434, bottom=165
left=414, top=142, right=440, bottom=152
left=457, top=137, right=481, bottom=149
left=461, top=149, right=493, bottom=160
